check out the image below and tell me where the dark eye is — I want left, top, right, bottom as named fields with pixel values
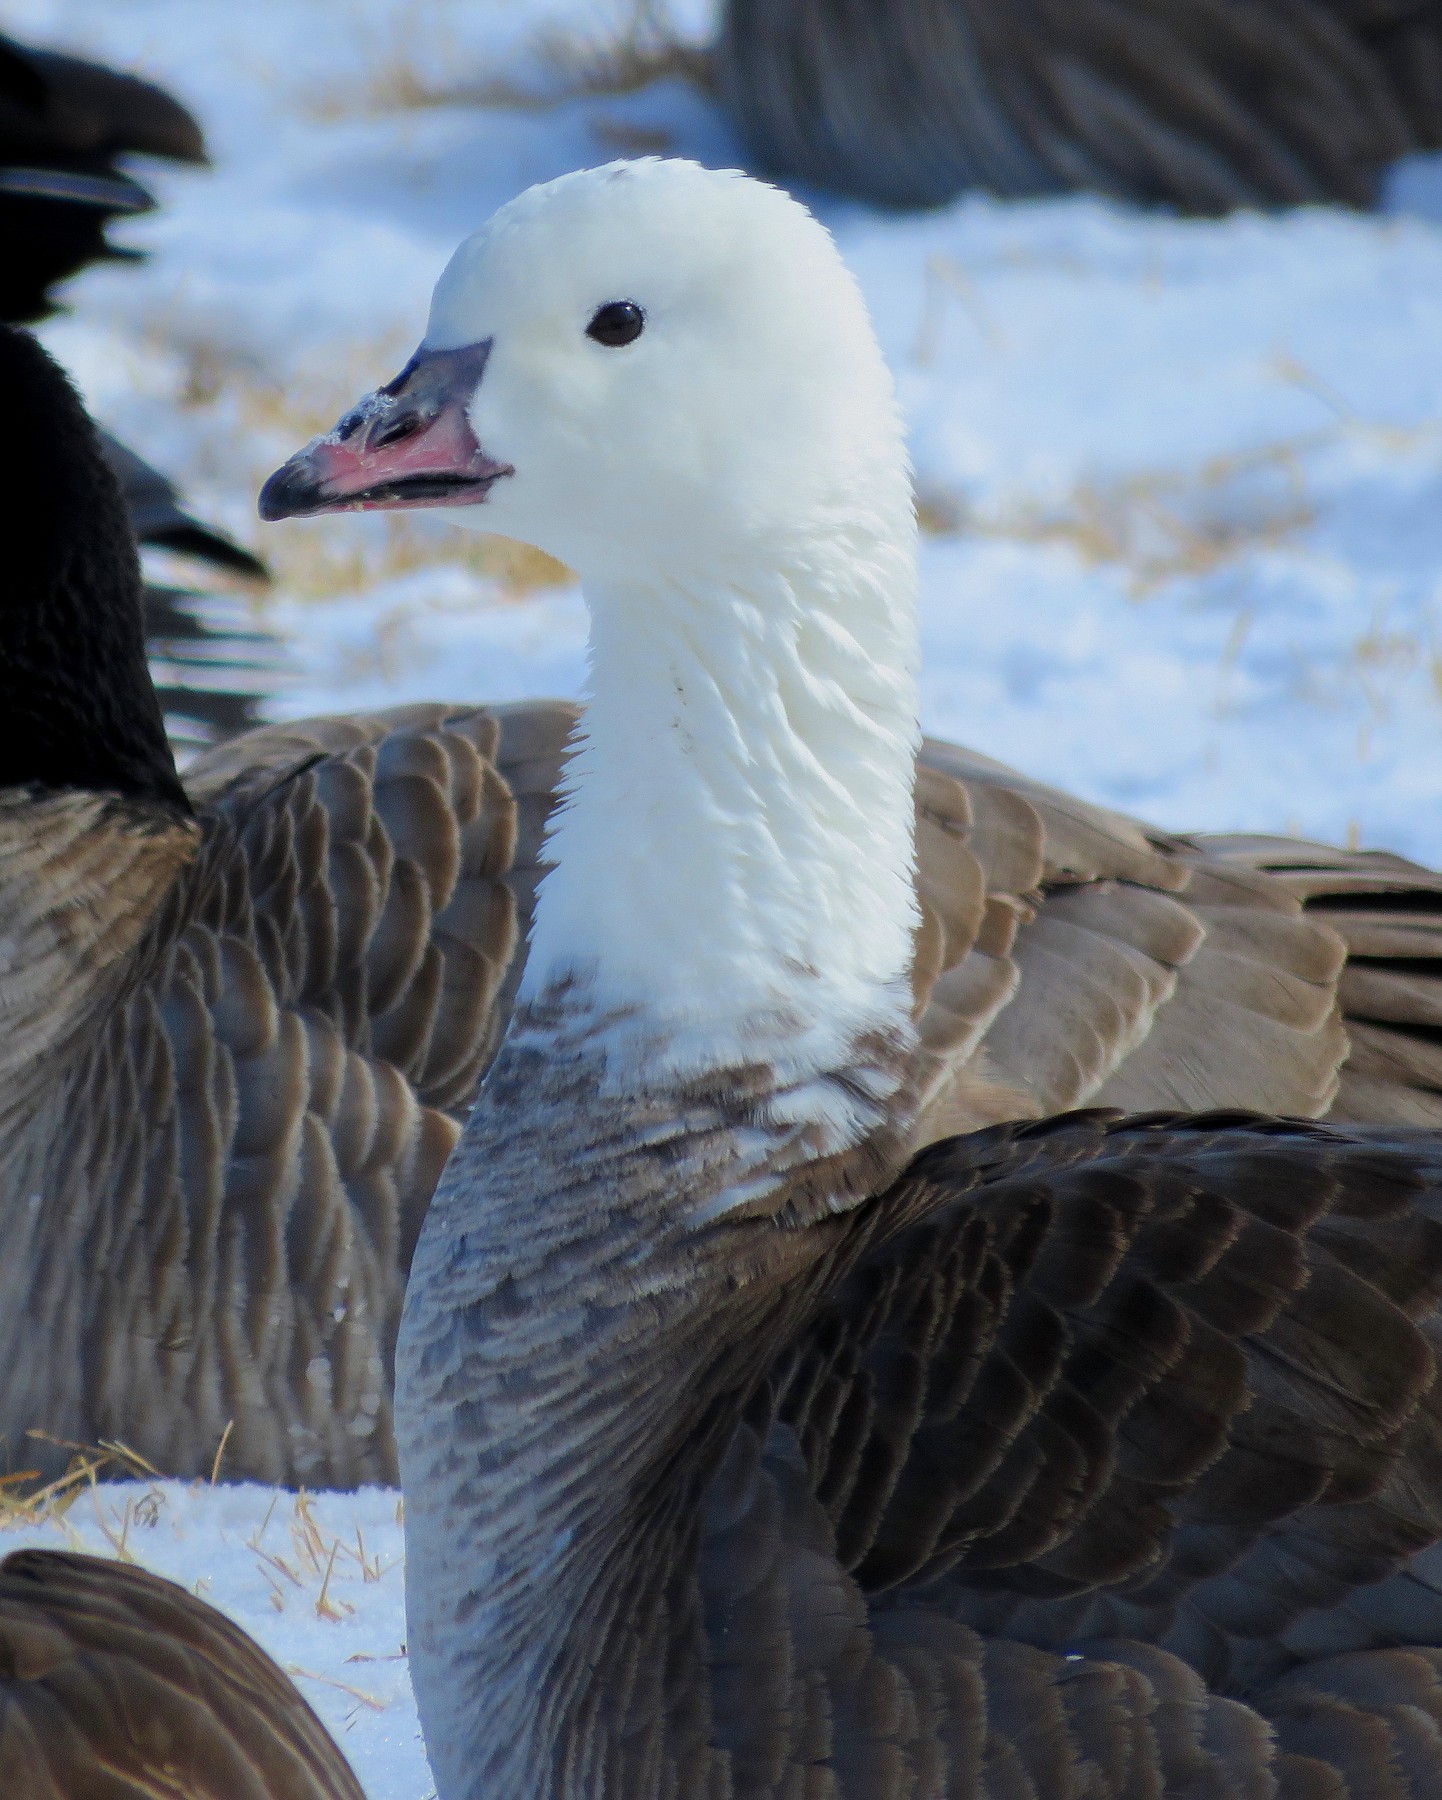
left=586, top=301, right=645, bottom=347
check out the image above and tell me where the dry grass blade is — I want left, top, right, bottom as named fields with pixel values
left=0, top=1435, right=168, bottom=1528
left=919, top=434, right=1326, bottom=593
left=210, top=1418, right=235, bottom=1485
left=285, top=1666, right=387, bottom=1712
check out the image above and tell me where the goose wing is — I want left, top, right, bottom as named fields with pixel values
left=2, top=702, right=568, bottom=1489
left=685, top=1114, right=1442, bottom=1796
left=1192, top=833, right=1442, bottom=1128
left=769, top=1113, right=1442, bottom=1684
left=0, top=1550, right=360, bottom=1800
left=912, top=743, right=1353, bottom=1134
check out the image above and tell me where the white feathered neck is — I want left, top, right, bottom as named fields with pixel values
left=425, top=160, right=922, bottom=1085
left=520, top=494, right=920, bottom=1083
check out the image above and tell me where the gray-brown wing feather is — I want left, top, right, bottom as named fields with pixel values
left=675, top=1115, right=1442, bottom=1795
left=0, top=1549, right=362, bottom=1800
left=1193, top=835, right=1442, bottom=1127
left=770, top=1119, right=1442, bottom=1680
left=911, top=744, right=1355, bottom=1132
left=1, top=703, right=567, bottom=1487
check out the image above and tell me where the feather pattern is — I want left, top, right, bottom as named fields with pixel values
left=0, top=1550, right=361, bottom=1800
left=10, top=706, right=1442, bottom=1486
left=714, top=0, right=1439, bottom=214
left=399, top=1081, right=1442, bottom=1796
left=0, top=703, right=533, bottom=1486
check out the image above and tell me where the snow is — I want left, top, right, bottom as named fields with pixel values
left=13, top=0, right=1442, bottom=858
left=7, top=1, right=1442, bottom=1791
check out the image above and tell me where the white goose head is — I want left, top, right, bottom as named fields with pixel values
left=264, top=161, right=920, bottom=1086
left=261, top=158, right=908, bottom=582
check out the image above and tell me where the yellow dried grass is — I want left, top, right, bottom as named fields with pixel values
left=0, top=1433, right=164, bottom=1532
left=246, top=1488, right=398, bottom=1619
left=303, top=0, right=709, bottom=123
left=918, top=434, right=1323, bottom=594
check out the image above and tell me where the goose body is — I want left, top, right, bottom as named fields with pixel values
left=269, top=159, right=1442, bottom=1797
left=715, top=0, right=1442, bottom=214
left=0, top=1550, right=361, bottom=1800
left=8, top=171, right=1442, bottom=1492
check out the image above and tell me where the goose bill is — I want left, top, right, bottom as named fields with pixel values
left=257, top=339, right=511, bottom=520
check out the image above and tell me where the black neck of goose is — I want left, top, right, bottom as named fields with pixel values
left=0, top=328, right=190, bottom=816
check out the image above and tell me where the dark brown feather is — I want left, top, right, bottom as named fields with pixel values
left=716, top=0, right=1423, bottom=213
left=0, top=1550, right=361, bottom=1800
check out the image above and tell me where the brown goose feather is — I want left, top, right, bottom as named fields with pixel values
left=0, top=702, right=543, bottom=1487
left=0, top=1550, right=360, bottom=1800
left=715, top=0, right=1437, bottom=214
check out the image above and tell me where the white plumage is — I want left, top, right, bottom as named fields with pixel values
left=433, top=162, right=923, bottom=1086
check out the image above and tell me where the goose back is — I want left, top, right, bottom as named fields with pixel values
left=715, top=0, right=1429, bottom=214
left=0, top=1549, right=361, bottom=1800
left=0, top=700, right=566, bottom=1487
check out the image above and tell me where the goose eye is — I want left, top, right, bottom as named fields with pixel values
left=586, top=301, right=645, bottom=347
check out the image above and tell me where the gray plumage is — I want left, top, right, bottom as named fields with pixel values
left=715, top=0, right=1442, bottom=213
left=399, top=1069, right=1442, bottom=1797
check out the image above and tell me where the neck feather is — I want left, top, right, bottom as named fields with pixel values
left=521, top=514, right=921, bottom=1085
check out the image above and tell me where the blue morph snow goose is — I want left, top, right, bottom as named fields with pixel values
left=255, top=158, right=1442, bottom=1800
left=7, top=144, right=1442, bottom=1504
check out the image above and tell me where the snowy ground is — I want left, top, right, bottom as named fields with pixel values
left=9, top=0, right=1442, bottom=1792
left=12, top=0, right=1442, bottom=859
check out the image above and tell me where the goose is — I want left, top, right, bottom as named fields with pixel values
left=712, top=0, right=1442, bottom=213
left=1, top=25, right=273, bottom=748
left=0, top=27, right=205, bottom=324
left=1, top=1548, right=361, bottom=1799
left=5, top=210, right=1442, bottom=1505
left=0, top=320, right=552, bottom=1489
left=268, top=158, right=1442, bottom=1798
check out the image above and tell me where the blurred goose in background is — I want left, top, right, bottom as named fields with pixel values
left=0, top=26, right=273, bottom=750
left=1, top=1550, right=361, bottom=1800
left=714, top=0, right=1442, bottom=213
left=0, top=28, right=205, bottom=321
left=263, top=159, right=1442, bottom=1799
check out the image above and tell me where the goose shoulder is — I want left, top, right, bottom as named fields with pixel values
left=0, top=1549, right=361, bottom=1800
